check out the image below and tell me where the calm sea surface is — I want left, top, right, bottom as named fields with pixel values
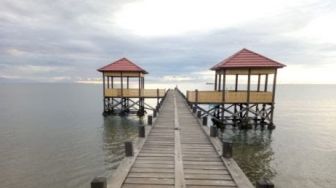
left=0, top=83, right=335, bottom=188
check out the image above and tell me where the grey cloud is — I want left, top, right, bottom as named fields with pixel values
left=1, top=0, right=336, bottom=82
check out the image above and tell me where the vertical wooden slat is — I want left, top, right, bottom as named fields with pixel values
left=103, top=73, right=106, bottom=96
left=247, top=69, right=251, bottom=103
left=257, top=74, right=261, bottom=92
left=111, top=77, right=114, bottom=88
left=270, top=69, right=278, bottom=123
left=222, top=70, right=226, bottom=102
left=218, top=72, right=222, bottom=91
left=235, top=74, right=238, bottom=91
left=264, top=74, right=268, bottom=92
left=121, top=72, right=123, bottom=97
left=214, top=72, right=218, bottom=91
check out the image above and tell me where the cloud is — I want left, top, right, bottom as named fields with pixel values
left=0, top=0, right=336, bottom=84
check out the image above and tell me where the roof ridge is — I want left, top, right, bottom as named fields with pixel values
left=210, top=49, right=245, bottom=70
left=211, top=48, right=286, bottom=70
left=242, top=49, right=286, bottom=67
left=97, top=58, right=148, bottom=73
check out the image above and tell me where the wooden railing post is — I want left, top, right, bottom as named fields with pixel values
left=210, top=126, right=217, bottom=137
left=138, top=125, right=145, bottom=137
left=197, top=110, right=202, bottom=118
left=195, top=89, right=199, bottom=103
left=192, top=106, right=197, bottom=113
left=256, top=178, right=274, bottom=188
left=202, top=116, right=208, bottom=126
left=222, top=141, right=233, bottom=158
left=124, top=141, right=133, bottom=157
left=148, top=115, right=153, bottom=125
left=91, top=177, right=107, bottom=188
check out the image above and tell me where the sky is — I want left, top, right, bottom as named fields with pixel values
left=1, top=0, right=336, bottom=84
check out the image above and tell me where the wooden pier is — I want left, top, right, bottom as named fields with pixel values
left=102, top=89, right=254, bottom=188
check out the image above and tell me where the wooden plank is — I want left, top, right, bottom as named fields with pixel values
left=183, top=161, right=224, bottom=165
left=173, top=92, right=186, bottom=188
left=123, top=184, right=174, bottom=188
left=128, top=172, right=174, bottom=178
left=133, top=163, right=174, bottom=169
left=184, top=169, right=229, bottom=175
left=131, top=167, right=174, bottom=173
left=136, top=157, right=173, bottom=161
left=125, top=177, right=174, bottom=185
left=185, top=179, right=236, bottom=186
left=185, top=174, right=233, bottom=180
left=184, top=164, right=226, bottom=170
left=188, top=186, right=237, bottom=188
left=135, top=160, right=174, bottom=165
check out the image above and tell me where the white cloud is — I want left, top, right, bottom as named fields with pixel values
left=114, top=0, right=319, bottom=37
left=284, top=12, right=336, bottom=44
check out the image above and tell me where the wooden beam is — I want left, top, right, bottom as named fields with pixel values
left=235, top=74, right=238, bottom=92
left=218, top=72, right=222, bottom=91
left=121, top=72, right=123, bottom=97
left=264, top=74, right=268, bottom=92
left=214, top=72, right=218, bottom=91
left=103, top=73, right=106, bottom=97
left=257, top=74, right=261, bottom=92
left=127, top=76, right=129, bottom=89
left=111, top=77, right=114, bottom=88
left=270, top=69, right=278, bottom=123
left=222, top=70, right=226, bottom=102
left=247, top=69, right=251, bottom=104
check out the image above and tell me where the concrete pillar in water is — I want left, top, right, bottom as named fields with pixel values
left=91, top=177, right=107, bottom=188
left=124, top=141, right=133, bottom=157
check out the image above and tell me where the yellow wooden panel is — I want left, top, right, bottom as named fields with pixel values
left=225, top=69, right=249, bottom=75
left=104, top=72, right=144, bottom=77
left=223, top=68, right=275, bottom=75
left=249, top=91, right=272, bottom=103
left=226, top=91, right=247, bottom=103
left=251, top=68, right=275, bottom=75
left=104, top=88, right=165, bottom=98
left=186, top=90, right=273, bottom=103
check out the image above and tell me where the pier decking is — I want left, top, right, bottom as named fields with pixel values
left=107, top=90, right=253, bottom=188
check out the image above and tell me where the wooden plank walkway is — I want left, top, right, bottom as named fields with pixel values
left=108, top=90, right=253, bottom=188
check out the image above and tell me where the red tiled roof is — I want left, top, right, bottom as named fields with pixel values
left=211, top=48, right=286, bottom=70
left=97, top=58, right=148, bottom=73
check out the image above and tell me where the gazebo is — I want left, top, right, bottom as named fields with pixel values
left=97, top=58, right=166, bottom=116
left=187, top=48, right=286, bottom=129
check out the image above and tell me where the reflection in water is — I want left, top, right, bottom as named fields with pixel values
left=221, top=129, right=276, bottom=183
left=102, top=115, right=142, bottom=172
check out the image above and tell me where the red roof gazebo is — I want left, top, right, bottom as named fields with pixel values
left=97, top=58, right=165, bottom=116
left=187, top=48, right=286, bottom=128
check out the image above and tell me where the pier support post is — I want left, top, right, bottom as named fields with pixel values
left=91, top=177, right=107, bottom=188
left=210, top=126, right=217, bottom=137
left=124, top=141, right=133, bottom=157
left=193, top=106, right=197, bottom=113
left=148, top=115, right=153, bottom=125
left=197, top=110, right=202, bottom=118
left=222, top=141, right=233, bottom=158
left=202, top=116, right=208, bottom=126
left=138, top=125, right=145, bottom=137
left=153, top=110, right=157, bottom=118
left=256, top=178, right=274, bottom=188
